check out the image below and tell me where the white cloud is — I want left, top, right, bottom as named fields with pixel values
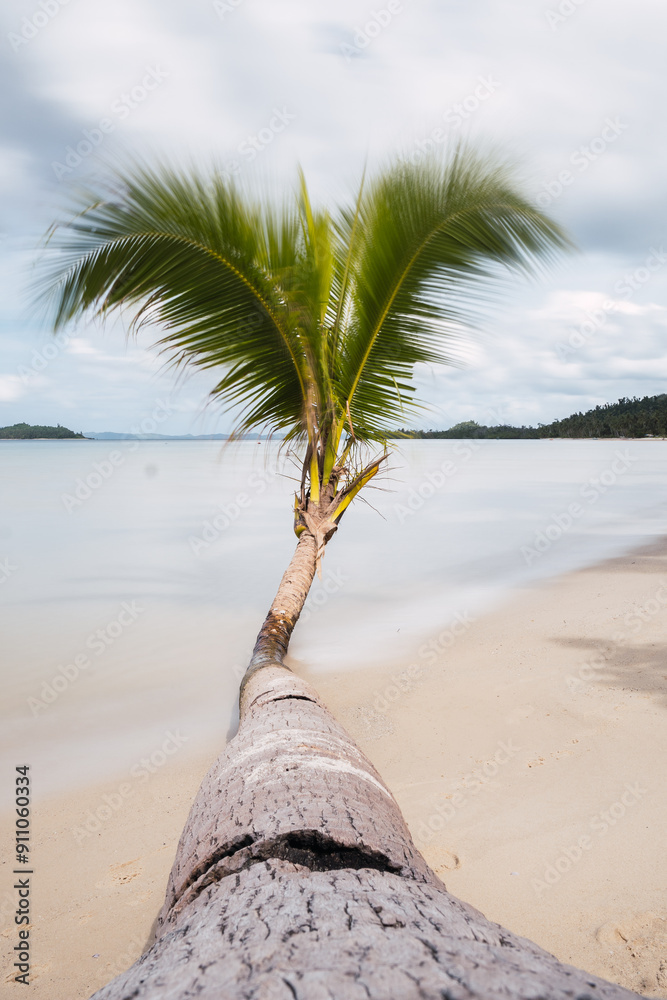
left=66, top=337, right=98, bottom=356
left=2, top=0, right=667, bottom=431
left=0, top=375, right=26, bottom=402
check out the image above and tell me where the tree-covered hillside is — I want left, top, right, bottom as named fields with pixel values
left=0, top=423, right=86, bottom=439
left=389, top=395, right=667, bottom=439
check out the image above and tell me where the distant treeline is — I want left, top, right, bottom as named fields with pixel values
left=388, top=395, right=667, bottom=439
left=0, top=423, right=85, bottom=439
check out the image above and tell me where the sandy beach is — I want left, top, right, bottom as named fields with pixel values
left=2, top=540, right=666, bottom=998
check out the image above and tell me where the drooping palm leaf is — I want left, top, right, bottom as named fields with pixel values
left=38, top=163, right=311, bottom=438
left=37, top=148, right=571, bottom=517
left=335, top=148, right=572, bottom=437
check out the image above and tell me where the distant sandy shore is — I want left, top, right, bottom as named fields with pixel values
left=2, top=541, right=666, bottom=998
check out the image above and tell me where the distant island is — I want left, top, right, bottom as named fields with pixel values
left=0, top=424, right=255, bottom=441
left=84, top=431, right=234, bottom=441
left=389, top=394, right=667, bottom=439
left=6, top=395, right=666, bottom=442
left=0, top=423, right=86, bottom=439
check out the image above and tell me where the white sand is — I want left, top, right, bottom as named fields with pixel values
left=2, top=542, right=666, bottom=998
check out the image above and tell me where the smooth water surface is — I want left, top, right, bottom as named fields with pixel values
left=1, top=438, right=665, bottom=798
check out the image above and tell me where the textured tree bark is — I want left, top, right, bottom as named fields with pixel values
left=247, top=529, right=318, bottom=675
left=248, top=490, right=337, bottom=679
left=90, top=660, right=644, bottom=999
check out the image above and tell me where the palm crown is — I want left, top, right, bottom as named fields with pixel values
left=40, top=147, right=569, bottom=533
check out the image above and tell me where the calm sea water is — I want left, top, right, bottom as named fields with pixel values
left=2, top=438, right=666, bottom=799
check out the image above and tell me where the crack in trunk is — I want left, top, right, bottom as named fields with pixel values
left=170, top=831, right=404, bottom=919
left=89, top=469, right=646, bottom=999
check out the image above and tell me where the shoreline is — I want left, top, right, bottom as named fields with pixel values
left=314, top=538, right=667, bottom=997
left=2, top=540, right=666, bottom=997
left=2, top=436, right=666, bottom=441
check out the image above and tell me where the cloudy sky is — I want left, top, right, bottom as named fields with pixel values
left=1, top=0, right=665, bottom=434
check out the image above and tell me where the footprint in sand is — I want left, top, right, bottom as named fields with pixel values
left=344, top=706, right=395, bottom=742
left=4, top=963, right=45, bottom=984
left=596, top=912, right=667, bottom=995
left=425, top=846, right=461, bottom=874
left=97, top=859, right=143, bottom=888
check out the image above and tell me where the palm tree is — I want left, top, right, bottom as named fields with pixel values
left=40, top=151, right=638, bottom=998
left=41, top=148, right=567, bottom=677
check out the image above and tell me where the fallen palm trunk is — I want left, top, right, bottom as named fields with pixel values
left=90, top=664, right=641, bottom=1000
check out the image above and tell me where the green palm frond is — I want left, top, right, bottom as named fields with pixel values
left=336, top=147, right=572, bottom=437
left=37, top=148, right=571, bottom=526
left=38, top=163, right=310, bottom=438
